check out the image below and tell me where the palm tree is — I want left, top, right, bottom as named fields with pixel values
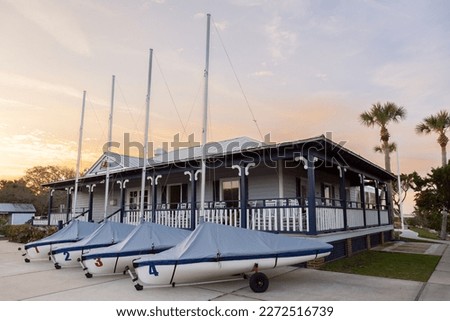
left=359, top=102, right=407, bottom=172
left=416, top=110, right=450, bottom=166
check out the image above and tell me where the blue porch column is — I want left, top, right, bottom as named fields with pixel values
left=338, top=166, right=348, bottom=230
left=232, top=163, right=255, bottom=229
left=185, top=170, right=197, bottom=230
left=149, top=174, right=161, bottom=223
left=375, top=181, right=381, bottom=226
left=306, top=158, right=317, bottom=235
left=47, top=189, right=54, bottom=226
left=86, top=184, right=96, bottom=222
left=65, top=187, right=73, bottom=223
left=359, top=174, right=367, bottom=227
left=116, top=180, right=128, bottom=223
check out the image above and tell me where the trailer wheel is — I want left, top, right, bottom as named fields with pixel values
left=134, top=284, right=143, bottom=291
left=249, top=272, right=269, bottom=293
left=85, top=272, right=93, bottom=279
left=24, top=258, right=30, bottom=263
left=54, top=263, right=61, bottom=270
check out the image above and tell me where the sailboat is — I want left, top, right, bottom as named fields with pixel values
left=50, top=76, right=134, bottom=269
left=128, top=14, right=333, bottom=293
left=78, top=50, right=192, bottom=278
left=132, top=222, right=333, bottom=292
left=21, top=91, right=98, bottom=262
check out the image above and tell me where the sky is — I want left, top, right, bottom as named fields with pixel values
left=1, top=0, right=449, bottom=212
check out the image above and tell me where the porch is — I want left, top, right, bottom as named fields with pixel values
left=38, top=196, right=390, bottom=235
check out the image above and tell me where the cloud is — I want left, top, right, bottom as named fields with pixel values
left=5, top=0, right=90, bottom=56
left=0, top=72, right=80, bottom=98
left=265, top=15, right=298, bottom=61
left=0, top=130, right=99, bottom=179
left=251, top=70, right=274, bottom=77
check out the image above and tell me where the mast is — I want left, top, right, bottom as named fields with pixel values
left=200, top=13, right=211, bottom=222
left=139, top=49, right=153, bottom=222
left=72, top=90, right=87, bottom=219
left=104, top=75, right=116, bottom=219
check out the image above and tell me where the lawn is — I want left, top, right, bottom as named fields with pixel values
left=321, top=250, right=441, bottom=282
left=408, top=227, right=440, bottom=240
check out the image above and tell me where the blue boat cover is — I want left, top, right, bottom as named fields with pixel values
left=82, top=222, right=191, bottom=260
left=24, top=220, right=98, bottom=250
left=134, top=223, right=333, bottom=267
left=52, top=221, right=135, bottom=254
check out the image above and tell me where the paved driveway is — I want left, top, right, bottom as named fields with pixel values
left=1, top=240, right=443, bottom=301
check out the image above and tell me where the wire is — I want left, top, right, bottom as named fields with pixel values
left=154, top=52, right=188, bottom=139
left=211, top=16, right=264, bottom=141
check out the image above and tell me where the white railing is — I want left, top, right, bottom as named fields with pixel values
left=247, top=207, right=308, bottom=232
left=365, top=209, right=379, bottom=226
left=43, top=199, right=391, bottom=233
left=316, top=207, right=345, bottom=231
left=155, top=208, right=191, bottom=229
left=347, top=208, right=365, bottom=228
left=380, top=210, right=389, bottom=224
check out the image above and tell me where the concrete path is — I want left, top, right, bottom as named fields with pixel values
left=0, top=240, right=448, bottom=301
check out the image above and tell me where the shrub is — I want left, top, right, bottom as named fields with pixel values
left=2, top=224, right=57, bottom=243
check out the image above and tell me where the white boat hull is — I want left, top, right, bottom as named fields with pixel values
left=82, top=254, right=145, bottom=275
left=51, top=249, right=83, bottom=267
left=25, top=241, right=76, bottom=260
left=134, top=252, right=330, bottom=286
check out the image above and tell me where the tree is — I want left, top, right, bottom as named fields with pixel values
left=392, top=172, right=419, bottom=217
left=413, top=164, right=450, bottom=239
left=416, top=110, right=450, bottom=167
left=22, top=166, right=75, bottom=195
left=360, top=102, right=406, bottom=172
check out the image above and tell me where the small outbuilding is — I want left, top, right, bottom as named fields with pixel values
left=0, top=203, right=36, bottom=225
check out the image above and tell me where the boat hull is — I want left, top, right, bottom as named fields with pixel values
left=25, top=241, right=77, bottom=260
left=82, top=254, right=146, bottom=275
left=134, top=251, right=330, bottom=286
left=51, top=249, right=83, bottom=267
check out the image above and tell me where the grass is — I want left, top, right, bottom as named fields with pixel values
left=408, top=227, right=440, bottom=240
left=321, top=250, right=441, bottom=282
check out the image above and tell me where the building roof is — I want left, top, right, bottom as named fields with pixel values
left=43, top=135, right=395, bottom=189
left=84, top=136, right=261, bottom=177
left=0, top=203, right=36, bottom=214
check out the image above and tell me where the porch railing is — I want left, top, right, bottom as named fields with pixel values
left=45, top=197, right=391, bottom=234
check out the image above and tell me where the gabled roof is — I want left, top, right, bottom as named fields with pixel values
left=0, top=203, right=36, bottom=213
left=84, top=136, right=261, bottom=177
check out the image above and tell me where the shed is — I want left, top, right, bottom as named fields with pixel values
left=0, top=203, right=36, bottom=225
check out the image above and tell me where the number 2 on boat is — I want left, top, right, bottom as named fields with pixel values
left=63, top=251, right=71, bottom=261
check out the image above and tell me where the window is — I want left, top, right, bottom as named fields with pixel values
left=166, top=184, right=188, bottom=209
left=221, top=179, right=239, bottom=208
left=127, top=189, right=149, bottom=210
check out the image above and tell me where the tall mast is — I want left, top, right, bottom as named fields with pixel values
left=104, top=75, right=115, bottom=219
left=200, top=13, right=211, bottom=222
left=72, top=90, right=86, bottom=219
left=139, top=49, right=153, bottom=222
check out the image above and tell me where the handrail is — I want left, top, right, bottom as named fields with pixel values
left=98, top=209, right=121, bottom=223
left=64, top=209, right=90, bottom=226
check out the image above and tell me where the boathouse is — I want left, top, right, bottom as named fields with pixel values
left=40, top=135, right=396, bottom=261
